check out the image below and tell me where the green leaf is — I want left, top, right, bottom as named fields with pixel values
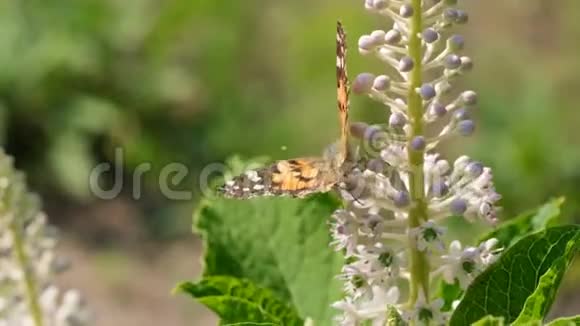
left=546, top=316, right=580, bottom=326
left=512, top=234, right=579, bottom=325
left=438, top=280, right=462, bottom=311
left=195, top=193, right=344, bottom=325
left=450, top=225, right=580, bottom=325
left=177, top=276, right=303, bottom=325
left=479, top=197, right=565, bottom=249
left=472, top=316, right=505, bottom=326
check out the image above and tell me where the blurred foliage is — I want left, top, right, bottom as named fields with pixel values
left=0, top=0, right=580, bottom=237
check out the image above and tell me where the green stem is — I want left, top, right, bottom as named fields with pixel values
left=406, top=0, right=430, bottom=306
left=10, top=218, right=44, bottom=326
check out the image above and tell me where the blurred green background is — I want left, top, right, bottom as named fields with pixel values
left=1, top=0, right=579, bottom=324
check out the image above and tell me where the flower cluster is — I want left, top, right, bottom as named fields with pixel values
left=0, top=150, right=90, bottom=326
left=331, top=1, right=501, bottom=325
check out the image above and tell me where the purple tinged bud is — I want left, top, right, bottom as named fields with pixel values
left=399, top=4, right=414, bottom=18
left=454, top=108, right=470, bottom=121
left=364, top=124, right=383, bottom=143
left=384, top=29, right=402, bottom=44
left=364, top=0, right=374, bottom=10
left=419, top=84, right=436, bottom=100
left=358, top=35, right=376, bottom=51
left=457, top=120, right=476, bottom=136
left=398, top=56, right=414, bottom=72
left=373, top=75, right=391, bottom=91
left=435, top=160, right=451, bottom=175
left=394, top=191, right=410, bottom=208
left=451, top=198, right=468, bottom=215
left=422, top=28, right=439, bottom=44
left=448, top=35, right=465, bottom=51
left=353, top=73, right=375, bottom=94
left=455, top=10, right=469, bottom=24
left=443, top=8, right=459, bottom=22
left=350, top=122, right=369, bottom=139
left=372, top=0, right=389, bottom=10
left=367, top=158, right=385, bottom=173
left=429, top=102, right=447, bottom=117
left=460, top=56, right=474, bottom=71
left=389, top=112, right=407, bottom=128
left=431, top=181, right=449, bottom=197
left=466, top=161, right=484, bottom=177
left=410, top=136, right=426, bottom=151
left=462, top=90, right=478, bottom=105
left=454, top=155, right=471, bottom=170
left=370, top=30, right=386, bottom=44
left=445, top=54, right=462, bottom=70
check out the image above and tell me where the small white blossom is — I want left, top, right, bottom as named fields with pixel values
left=333, top=286, right=400, bottom=326
left=404, top=294, right=448, bottom=326
left=438, top=239, right=501, bottom=289
left=410, top=220, right=446, bottom=253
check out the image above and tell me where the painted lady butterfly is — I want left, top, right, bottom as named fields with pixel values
left=218, top=21, right=352, bottom=198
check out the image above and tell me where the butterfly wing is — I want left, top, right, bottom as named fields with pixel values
left=336, top=21, right=351, bottom=163
left=218, top=158, right=336, bottom=199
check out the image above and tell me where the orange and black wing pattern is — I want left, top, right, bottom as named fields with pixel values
left=218, top=158, right=334, bottom=198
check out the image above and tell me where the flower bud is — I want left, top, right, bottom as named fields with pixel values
left=453, top=108, right=470, bottom=121
left=371, top=0, right=390, bottom=10
left=370, top=30, right=386, bottom=44
left=461, top=91, right=478, bottom=105
left=431, top=181, right=449, bottom=197
left=389, top=112, right=407, bottom=128
left=373, top=75, right=391, bottom=91
left=444, top=54, right=462, bottom=70
left=398, top=56, right=414, bottom=72
left=466, top=161, right=484, bottom=177
left=350, top=122, right=369, bottom=139
left=419, top=84, right=436, bottom=101
left=358, top=35, right=376, bottom=51
left=385, top=29, right=402, bottom=44
left=399, top=4, right=414, bottom=18
left=394, top=191, right=410, bottom=208
left=367, top=159, right=385, bottom=173
left=455, top=10, right=469, bottom=24
left=410, top=136, right=426, bottom=151
left=422, top=28, right=439, bottom=44
left=429, top=102, right=447, bottom=118
left=353, top=73, right=376, bottom=94
left=447, top=35, right=465, bottom=52
left=451, top=198, right=467, bottom=215
left=457, top=120, right=476, bottom=136
left=460, top=56, right=474, bottom=71
left=443, top=8, right=459, bottom=24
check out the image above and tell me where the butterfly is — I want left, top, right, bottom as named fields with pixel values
left=218, top=21, right=352, bottom=199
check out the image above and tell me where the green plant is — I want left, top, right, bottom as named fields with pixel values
left=179, top=1, right=579, bottom=325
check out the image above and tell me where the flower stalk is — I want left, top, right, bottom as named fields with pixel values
left=406, top=0, right=430, bottom=307
left=9, top=216, right=44, bottom=326
left=331, top=1, right=502, bottom=325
